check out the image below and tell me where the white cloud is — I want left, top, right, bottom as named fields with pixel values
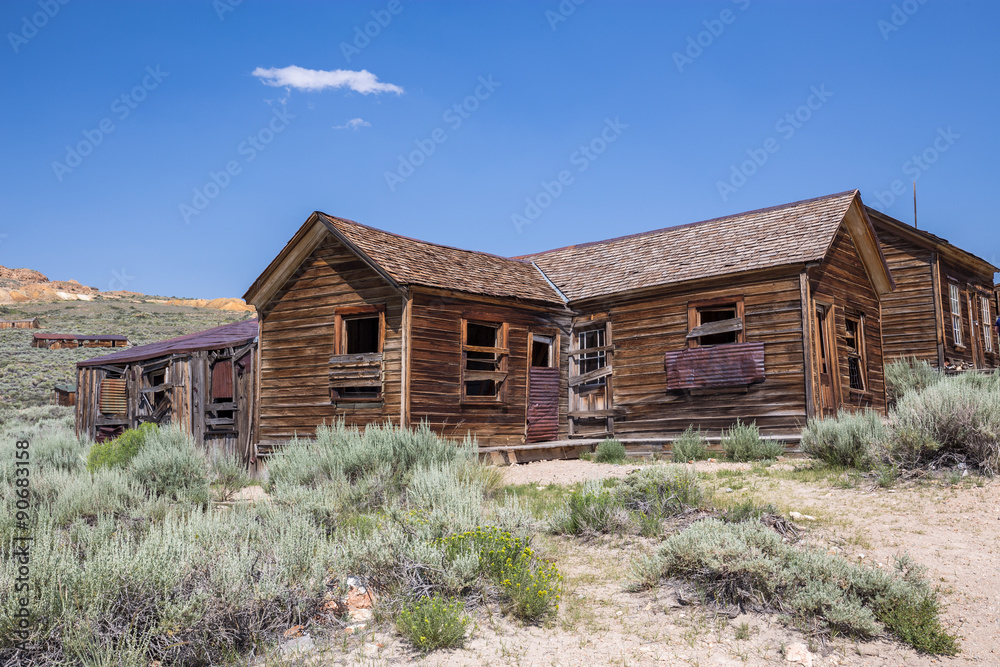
left=333, top=118, right=371, bottom=130
left=252, top=66, right=403, bottom=95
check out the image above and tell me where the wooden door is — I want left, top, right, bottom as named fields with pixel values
left=527, top=334, right=559, bottom=443
left=814, top=305, right=836, bottom=417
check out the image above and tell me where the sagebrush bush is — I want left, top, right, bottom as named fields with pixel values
left=396, top=595, right=469, bottom=653
left=85, top=422, right=159, bottom=472
left=671, top=425, right=709, bottom=462
left=801, top=409, right=888, bottom=469
left=593, top=439, right=627, bottom=464
left=128, top=425, right=209, bottom=503
left=637, top=519, right=958, bottom=654
left=550, top=467, right=704, bottom=537
left=885, top=357, right=941, bottom=404
left=722, top=420, right=784, bottom=461
left=889, top=372, right=1000, bottom=474
left=616, top=465, right=703, bottom=517
left=209, top=453, right=252, bottom=501
left=267, top=421, right=477, bottom=490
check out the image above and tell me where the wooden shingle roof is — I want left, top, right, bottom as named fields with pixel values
left=521, top=190, right=865, bottom=302
left=319, top=213, right=563, bottom=304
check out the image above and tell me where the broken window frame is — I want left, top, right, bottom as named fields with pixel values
left=461, top=318, right=509, bottom=403
left=569, top=320, right=613, bottom=415
left=687, top=297, right=745, bottom=348
left=845, top=314, right=867, bottom=393
left=949, top=283, right=963, bottom=347
left=330, top=304, right=385, bottom=403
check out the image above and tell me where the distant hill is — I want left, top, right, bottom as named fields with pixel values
left=0, top=264, right=254, bottom=312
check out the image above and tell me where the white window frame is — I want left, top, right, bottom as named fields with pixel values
left=982, top=295, right=994, bottom=354
left=949, top=283, right=963, bottom=347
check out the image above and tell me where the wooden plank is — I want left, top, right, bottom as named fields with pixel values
left=568, top=365, right=612, bottom=387
left=685, top=317, right=743, bottom=339
left=799, top=271, right=815, bottom=419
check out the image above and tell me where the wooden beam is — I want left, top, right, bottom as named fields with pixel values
left=930, top=251, right=946, bottom=369
left=799, top=271, right=815, bottom=419
left=568, top=365, right=612, bottom=388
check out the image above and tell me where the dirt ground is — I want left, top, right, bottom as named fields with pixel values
left=278, top=459, right=1000, bottom=666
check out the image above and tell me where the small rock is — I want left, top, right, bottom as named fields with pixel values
left=856, top=643, right=880, bottom=656
left=280, top=635, right=314, bottom=656
left=362, top=643, right=380, bottom=657
left=349, top=608, right=374, bottom=623
left=721, top=487, right=734, bottom=493
left=345, top=624, right=367, bottom=634
left=282, top=625, right=304, bottom=639
left=707, top=458, right=718, bottom=463
left=789, top=511, right=816, bottom=521
left=785, top=642, right=815, bottom=665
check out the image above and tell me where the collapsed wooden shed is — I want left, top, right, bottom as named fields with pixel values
left=868, top=208, right=999, bottom=370
left=75, top=319, right=258, bottom=464
left=0, top=318, right=40, bottom=329
left=32, top=333, right=129, bottom=349
left=244, top=190, right=894, bottom=457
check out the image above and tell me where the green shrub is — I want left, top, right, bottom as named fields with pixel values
left=593, top=439, right=627, bottom=464
left=396, top=595, right=469, bottom=653
left=548, top=481, right=630, bottom=535
left=616, top=465, right=703, bottom=517
left=671, top=426, right=709, bottom=462
left=722, top=420, right=784, bottom=461
left=801, top=409, right=888, bottom=469
left=720, top=499, right=780, bottom=523
left=885, top=357, right=941, bottom=404
left=86, top=422, right=159, bottom=473
left=127, top=425, right=208, bottom=503
left=640, top=519, right=958, bottom=654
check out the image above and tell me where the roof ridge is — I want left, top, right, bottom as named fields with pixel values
left=515, top=190, right=859, bottom=259
left=319, top=212, right=535, bottom=266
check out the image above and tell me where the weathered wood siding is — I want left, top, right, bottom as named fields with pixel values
left=937, top=261, right=999, bottom=368
left=576, top=271, right=808, bottom=439
left=876, top=227, right=938, bottom=364
left=257, top=237, right=403, bottom=441
left=408, top=290, right=570, bottom=445
left=810, top=225, right=887, bottom=413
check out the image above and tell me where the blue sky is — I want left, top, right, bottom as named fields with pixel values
left=2, top=0, right=998, bottom=298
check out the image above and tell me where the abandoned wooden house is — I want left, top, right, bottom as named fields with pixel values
left=867, top=208, right=999, bottom=370
left=75, top=319, right=258, bottom=463
left=244, top=189, right=894, bottom=457
left=53, top=383, right=76, bottom=407
left=32, top=333, right=129, bottom=349
left=0, top=317, right=40, bottom=329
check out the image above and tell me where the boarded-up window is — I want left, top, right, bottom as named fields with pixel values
left=331, top=305, right=385, bottom=402
left=687, top=297, right=745, bottom=347
left=212, top=360, right=233, bottom=400
left=99, top=378, right=127, bottom=415
left=462, top=320, right=508, bottom=401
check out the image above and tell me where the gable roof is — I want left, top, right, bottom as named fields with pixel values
left=243, top=212, right=564, bottom=309
left=520, top=190, right=893, bottom=302
left=865, top=207, right=999, bottom=279
left=77, top=319, right=258, bottom=367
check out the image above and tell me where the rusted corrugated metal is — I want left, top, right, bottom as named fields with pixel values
left=212, top=361, right=233, bottom=400
left=98, top=378, right=127, bottom=414
left=664, top=342, right=766, bottom=391
left=527, top=367, right=560, bottom=442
